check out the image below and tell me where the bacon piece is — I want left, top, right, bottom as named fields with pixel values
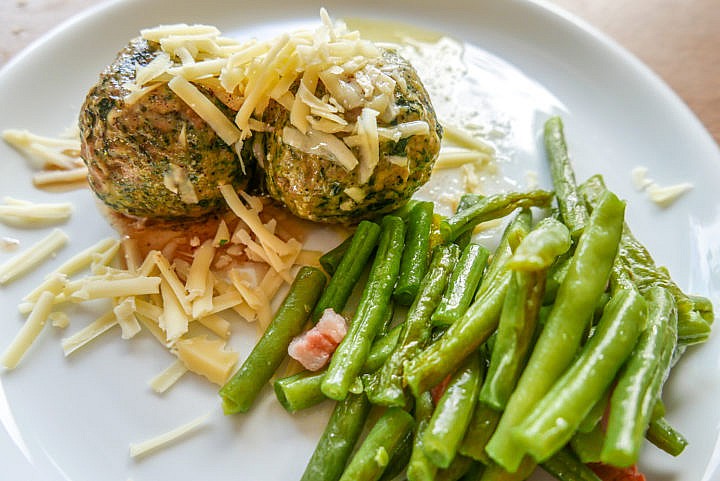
left=588, top=463, right=647, bottom=481
left=288, top=308, right=348, bottom=371
left=430, top=373, right=453, bottom=405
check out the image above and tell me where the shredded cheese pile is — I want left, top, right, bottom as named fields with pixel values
left=2, top=129, right=88, bottom=189
left=0, top=188, right=320, bottom=393
left=130, top=9, right=430, bottom=186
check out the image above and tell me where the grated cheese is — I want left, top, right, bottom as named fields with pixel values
left=149, top=359, right=188, bottom=393
left=282, top=126, right=358, bottom=171
left=129, top=411, right=210, bottom=458
left=58, top=239, right=120, bottom=279
left=49, top=311, right=70, bottom=329
left=159, top=279, right=190, bottom=343
left=162, top=163, right=200, bottom=204
left=191, top=270, right=215, bottom=319
left=212, top=220, right=230, bottom=247
left=1, top=291, right=55, bottom=369
left=61, top=311, right=118, bottom=356
left=2, top=129, right=82, bottom=170
left=70, top=276, right=161, bottom=301
left=174, top=336, right=238, bottom=385
left=185, top=240, right=215, bottom=301
left=355, top=108, right=380, bottom=184
left=630, top=166, right=694, bottom=207
left=141, top=24, right=221, bottom=42
left=22, top=272, right=68, bottom=303
left=152, top=251, right=192, bottom=315
left=32, top=167, right=88, bottom=187
left=0, top=197, right=73, bottom=225
left=434, top=149, right=491, bottom=170
left=197, top=314, right=231, bottom=339
left=133, top=11, right=406, bottom=183
left=167, top=76, right=242, bottom=146
left=647, top=183, right=693, bottom=208
left=0, top=228, right=69, bottom=285
left=442, top=124, right=495, bottom=154
left=114, top=297, right=141, bottom=339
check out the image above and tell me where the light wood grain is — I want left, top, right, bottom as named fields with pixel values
left=1, top=0, right=718, bottom=144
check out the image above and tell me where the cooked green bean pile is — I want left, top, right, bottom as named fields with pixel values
left=219, top=116, right=713, bottom=481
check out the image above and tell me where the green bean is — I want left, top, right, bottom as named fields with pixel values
left=322, top=216, right=406, bottom=401
left=541, top=448, right=602, bottom=481
left=477, top=209, right=532, bottom=299
left=505, top=217, right=571, bottom=272
left=391, top=198, right=423, bottom=220
left=338, top=407, right=415, bottom=481
left=570, top=423, right=604, bottom=463
left=439, top=190, right=554, bottom=242
left=274, top=370, right=329, bottom=413
left=394, top=201, right=435, bottom=306
left=408, top=392, right=438, bottom=481
left=219, top=266, right=326, bottom=414
left=274, top=320, right=404, bottom=413
left=379, top=429, right=414, bottom=481
left=646, top=416, right=688, bottom=456
left=543, top=116, right=588, bottom=239
left=300, top=393, right=371, bottom=481
left=363, top=321, right=403, bottom=373
left=436, top=455, right=477, bottom=481
left=601, top=286, right=678, bottom=467
left=478, top=459, right=535, bottom=481
left=458, top=461, right=486, bottom=481
left=459, top=402, right=501, bottom=464
left=577, top=388, right=610, bottom=433
left=454, top=194, right=484, bottom=250
left=366, top=245, right=460, bottom=406
left=514, top=288, right=647, bottom=463
left=485, top=190, right=625, bottom=472
left=432, top=243, right=490, bottom=326
left=313, top=220, right=381, bottom=321
left=423, top=352, right=483, bottom=468
left=320, top=235, right=353, bottom=276
left=542, top=253, right=571, bottom=305
left=403, top=210, right=532, bottom=397
left=580, top=174, right=713, bottom=346
left=405, top=269, right=512, bottom=397
left=479, top=270, right=545, bottom=410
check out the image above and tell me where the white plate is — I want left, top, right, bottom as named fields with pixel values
left=1, top=0, right=719, bottom=480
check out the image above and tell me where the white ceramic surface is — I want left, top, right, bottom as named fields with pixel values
left=1, top=1, right=719, bottom=480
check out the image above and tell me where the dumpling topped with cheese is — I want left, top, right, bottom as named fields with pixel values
left=259, top=48, right=441, bottom=223
left=79, top=30, right=253, bottom=220
left=79, top=12, right=441, bottom=225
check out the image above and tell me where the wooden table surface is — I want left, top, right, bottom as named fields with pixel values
left=2, top=0, right=718, bottom=145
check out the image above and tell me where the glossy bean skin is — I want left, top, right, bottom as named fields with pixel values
left=439, top=190, right=553, bottom=242
left=543, top=116, right=588, bottom=239
left=479, top=270, right=545, bottom=410
left=300, top=393, right=372, bottom=481
left=580, top=174, right=713, bottom=346
left=514, top=288, right=647, bottom=463
left=322, top=216, right=405, bottom=401
left=485, top=190, right=625, bottom=472
left=313, top=220, right=381, bottom=321
left=432, top=243, right=489, bottom=326
left=337, top=407, right=415, bottom=481
left=366, top=244, right=459, bottom=407
left=601, top=286, right=678, bottom=467
left=394, top=201, right=435, bottom=306
left=218, top=266, right=326, bottom=414
left=422, top=352, right=483, bottom=468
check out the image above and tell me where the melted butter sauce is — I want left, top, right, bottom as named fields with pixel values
left=349, top=18, right=565, bottom=241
